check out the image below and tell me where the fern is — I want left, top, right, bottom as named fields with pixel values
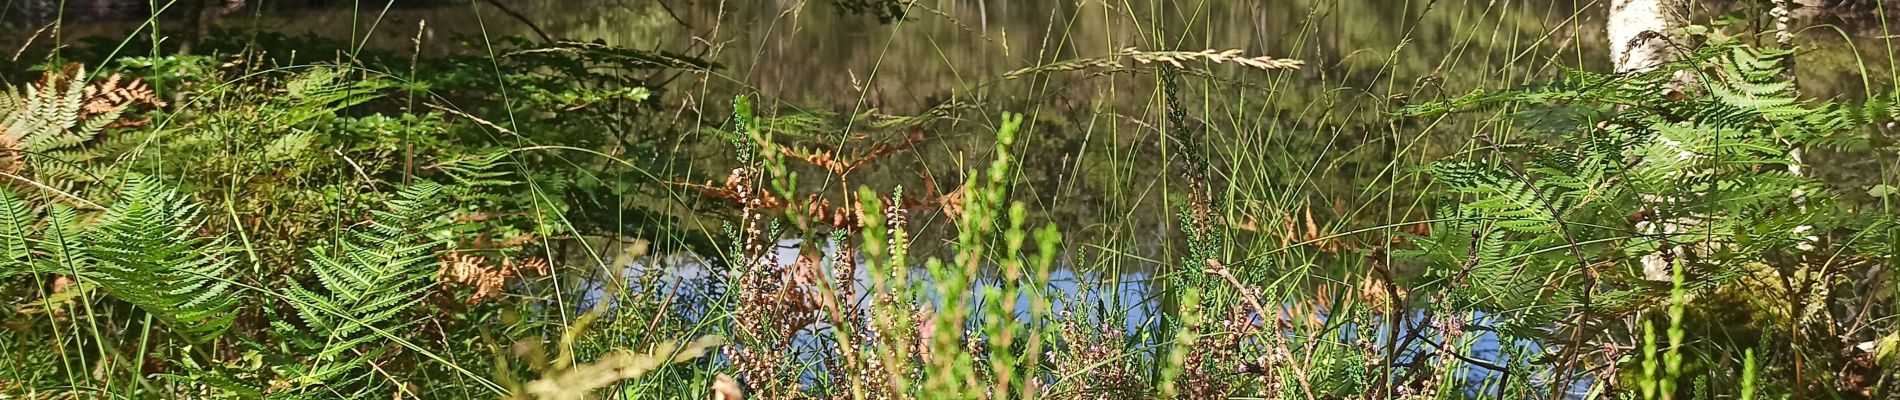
left=0, top=187, right=36, bottom=275
left=1428, top=161, right=1564, bottom=233
left=37, top=204, right=88, bottom=282
left=435, top=150, right=517, bottom=188
left=0, top=66, right=162, bottom=199
left=5, top=67, right=89, bottom=153
left=282, top=66, right=392, bottom=127
left=283, top=181, right=449, bottom=364
left=1402, top=37, right=1888, bottom=341
left=83, top=174, right=241, bottom=343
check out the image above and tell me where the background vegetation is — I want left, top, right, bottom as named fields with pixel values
left=0, top=0, right=1896, bottom=399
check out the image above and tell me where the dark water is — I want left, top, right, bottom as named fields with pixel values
left=15, top=0, right=1898, bottom=304
left=10, top=2, right=1895, bottom=218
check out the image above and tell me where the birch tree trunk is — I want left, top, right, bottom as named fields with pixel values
left=1610, top=0, right=1692, bottom=281
left=1607, top=0, right=1690, bottom=73
left=1774, top=0, right=1806, bottom=175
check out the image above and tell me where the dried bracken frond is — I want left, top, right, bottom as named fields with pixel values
left=0, top=135, right=18, bottom=175
left=496, top=234, right=541, bottom=249
left=1276, top=202, right=1354, bottom=253
left=934, top=182, right=966, bottom=221
left=80, top=73, right=166, bottom=124
left=777, top=128, right=927, bottom=176
left=675, top=168, right=948, bottom=231
left=437, top=253, right=547, bottom=303
left=439, top=254, right=503, bottom=302
left=689, top=126, right=932, bottom=231
left=1357, top=270, right=1407, bottom=316
left=0, top=64, right=163, bottom=194
left=514, top=257, right=551, bottom=275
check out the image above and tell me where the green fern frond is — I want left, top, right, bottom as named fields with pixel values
left=0, top=66, right=157, bottom=204
left=262, top=131, right=316, bottom=162
left=283, top=181, right=449, bottom=363
left=0, top=187, right=36, bottom=274
left=36, top=204, right=88, bottom=276
left=83, top=174, right=241, bottom=343
left=435, top=150, right=516, bottom=188
left=281, top=67, right=391, bottom=127
left=1430, top=162, right=1558, bottom=233
left=153, top=369, right=266, bottom=399
left=1406, top=39, right=1899, bottom=341
left=6, top=67, right=97, bottom=152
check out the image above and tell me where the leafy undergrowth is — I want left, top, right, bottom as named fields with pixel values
left=0, top=9, right=1897, bottom=400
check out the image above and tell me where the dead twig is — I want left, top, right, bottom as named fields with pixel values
left=1205, top=258, right=1317, bottom=400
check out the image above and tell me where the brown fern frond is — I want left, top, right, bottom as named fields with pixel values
left=840, top=127, right=926, bottom=173
left=776, top=126, right=928, bottom=176
left=436, top=253, right=544, bottom=304
left=80, top=73, right=165, bottom=127
left=0, top=65, right=162, bottom=178
left=0, top=135, right=19, bottom=175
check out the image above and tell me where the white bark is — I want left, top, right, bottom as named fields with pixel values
left=1611, top=0, right=1692, bottom=281
left=1776, top=0, right=1805, bottom=177
left=1773, top=0, right=1797, bottom=49
left=1608, top=0, right=1690, bottom=73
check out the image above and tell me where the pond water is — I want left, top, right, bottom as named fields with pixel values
left=10, top=2, right=1895, bottom=239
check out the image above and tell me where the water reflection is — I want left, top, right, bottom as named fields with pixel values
left=11, top=1, right=1895, bottom=240
left=597, top=235, right=1557, bottom=396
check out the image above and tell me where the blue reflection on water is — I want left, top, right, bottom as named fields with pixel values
left=582, top=236, right=1589, bottom=397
